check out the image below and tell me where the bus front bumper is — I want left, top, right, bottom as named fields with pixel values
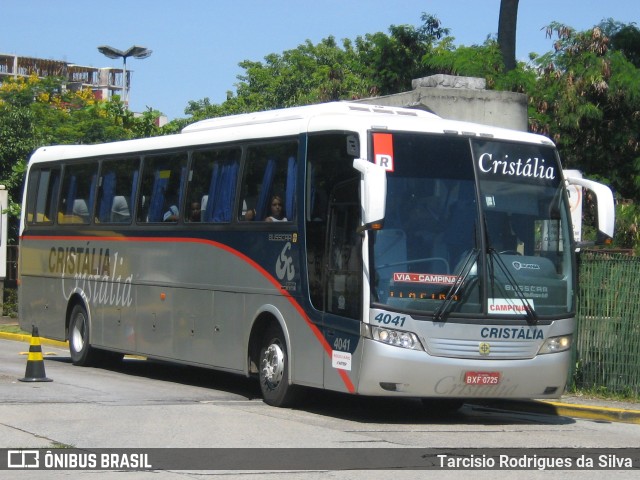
left=355, top=338, right=571, bottom=399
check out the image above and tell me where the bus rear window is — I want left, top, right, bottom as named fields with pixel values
left=25, top=167, right=61, bottom=225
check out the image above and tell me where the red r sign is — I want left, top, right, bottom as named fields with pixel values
left=373, top=133, right=394, bottom=172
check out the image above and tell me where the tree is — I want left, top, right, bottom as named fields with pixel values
left=498, top=0, right=520, bottom=71
left=604, top=19, right=640, bottom=68
left=354, top=13, right=450, bottom=96
left=0, top=75, right=171, bottom=239
left=184, top=14, right=450, bottom=121
left=529, top=21, right=640, bottom=201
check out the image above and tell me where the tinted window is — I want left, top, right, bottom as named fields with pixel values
left=58, top=163, right=99, bottom=224
left=185, top=147, right=240, bottom=223
left=137, top=152, right=188, bottom=223
left=26, top=167, right=61, bottom=225
left=96, top=157, right=140, bottom=224
left=239, top=142, right=297, bottom=222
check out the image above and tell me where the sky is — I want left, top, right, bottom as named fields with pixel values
left=2, top=1, right=638, bottom=120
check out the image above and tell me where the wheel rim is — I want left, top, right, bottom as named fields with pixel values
left=71, top=313, right=86, bottom=353
left=261, top=343, right=285, bottom=390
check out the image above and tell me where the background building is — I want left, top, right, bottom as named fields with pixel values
left=357, top=74, right=528, bottom=131
left=0, top=53, right=126, bottom=103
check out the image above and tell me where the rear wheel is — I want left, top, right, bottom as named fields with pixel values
left=259, top=325, right=301, bottom=407
left=69, top=304, right=99, bottom=366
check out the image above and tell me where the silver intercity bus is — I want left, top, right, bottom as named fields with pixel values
left=19, top=102, right=614, bottom=408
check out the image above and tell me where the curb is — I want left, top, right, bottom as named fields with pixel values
left=0, top=331, right=69, bottom=348
left=541, top=400, right=640, bottom=425
left=471, top=399, right=640, bottom=425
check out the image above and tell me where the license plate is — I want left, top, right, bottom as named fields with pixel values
left=464, top=371, right=501, bottom=385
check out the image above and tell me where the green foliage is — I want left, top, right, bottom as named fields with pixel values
left=354, top=13, right=450, bottom=96
left=613, top=203, right=640, bottom=254
left=0, top=75, right=172, bottom=241
left=234, top=36, right=371, bottom=109
left=425, top=37, right=502, bottom=78
left=184, top=13, right=451, bottom=122
left=2, top=13, right=640, bottom=253
left=528, top=21, right=640, bottom=201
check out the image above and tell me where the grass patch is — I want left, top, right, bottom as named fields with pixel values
left=50, top=441, right=75, bottom=449
left=3, top=288, right=18, bottom=318
left=566, top=386, right=640, bottom=404
left=0, top=323, right=28, bottom=335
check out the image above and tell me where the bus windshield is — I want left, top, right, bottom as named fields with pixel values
left=371, top=133, right=574, bottom=319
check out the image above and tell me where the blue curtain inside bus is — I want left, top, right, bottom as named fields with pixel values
left=255, top=158, right=277, bottom=220
left=148, top=171, right=169, bottom=222
left=64, top=176, right=77, bottom=215
left=98, top=171, right=116, bottom=222
left=285, top=156, right=296, bottom=220
left=202, top=160, right=239, bottom=222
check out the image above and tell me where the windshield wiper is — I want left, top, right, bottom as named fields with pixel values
left=487, top=248, right=537, bottom=325
left=433, top=248, right=479, bottom=321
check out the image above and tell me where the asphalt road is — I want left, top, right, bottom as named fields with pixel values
left=0, top=337, right=639, bottom=479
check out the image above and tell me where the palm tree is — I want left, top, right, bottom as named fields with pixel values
left=498, top=0, right=519, bottom=71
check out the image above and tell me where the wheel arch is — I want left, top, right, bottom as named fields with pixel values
left=247, top=304, right=292, bottom=379
left=65, top=290, right=91, bottom=342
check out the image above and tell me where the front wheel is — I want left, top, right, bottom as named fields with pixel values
left=69, top=304, right=98, bottom=366
left=259, top=325, right=301, bottom=407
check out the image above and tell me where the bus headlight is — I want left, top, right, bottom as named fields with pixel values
left=371, top=326, right=424, bottom=351
left=538, top=335, right=572, bottom=354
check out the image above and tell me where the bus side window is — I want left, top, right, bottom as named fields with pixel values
left=240, top=142, right=297, bottom=222
left=305, top=132, right=360, bottom=312
left=26, top=167, right=61, bottom=225
left=138, top=153, right=188, bottom=223
left=96, top=157, right=140, bottom=224
left=326, top=179, right=362, bottom=319
left=187, top=148, right=240, bottom=223
left=58, top=163, right=98, bottom=224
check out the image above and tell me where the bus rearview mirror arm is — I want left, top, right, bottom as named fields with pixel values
left=565, top=175, right=615, bottom=244
left=353, top=159, right=386, bottom=231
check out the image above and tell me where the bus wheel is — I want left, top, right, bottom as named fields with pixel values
left=259, top=325, right=300, bottom=407
left=69, top=304, right=97, bottom=366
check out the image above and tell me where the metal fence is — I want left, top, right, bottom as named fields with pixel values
left=572, top=251, right=640, bottom=396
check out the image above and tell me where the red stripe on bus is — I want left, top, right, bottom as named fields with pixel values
left=21, top=234, right=356, bottom=393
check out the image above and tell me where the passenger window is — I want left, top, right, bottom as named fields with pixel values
left=326, top=179, right=362, bottom=318
left=26, top=167, right=61, bottom=225
left=137, top=153, right=188, bottom=223
left=58, top=163, right=98, bottom=224
left=96, top=158, right=140, bottom=224
left=239, top=142, right=297, bottom=222
left=305, top=133, right=360, bottom=311
left=186, top=147, right=240, bottom=223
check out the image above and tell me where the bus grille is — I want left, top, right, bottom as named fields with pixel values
left=425, top=338, right=539, bottom=359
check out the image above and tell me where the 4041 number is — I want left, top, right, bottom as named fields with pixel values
left=374, top=312, right=406, bottom=328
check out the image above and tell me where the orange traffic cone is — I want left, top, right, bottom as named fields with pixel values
left=19, top=325, right=52, bottom=382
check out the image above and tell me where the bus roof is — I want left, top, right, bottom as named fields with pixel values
left=180, top=102, right=439, bottom=133
left=27, top=102, right=555, bottom=164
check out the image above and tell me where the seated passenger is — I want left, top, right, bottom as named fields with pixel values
left=265, top=195, right=287, bottom=222
left=188, top=201, right=201, bottom=222
left=163, top=198, right=179, bottom=222
left=111, top=196, right=130, bottom=223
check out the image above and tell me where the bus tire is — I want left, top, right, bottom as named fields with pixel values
left=69, top=304, right=98, bottom=366
left=258, top=325, right=300, bottom=407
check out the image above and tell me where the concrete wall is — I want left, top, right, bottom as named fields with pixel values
left=356, top=74, right=528, bottom=132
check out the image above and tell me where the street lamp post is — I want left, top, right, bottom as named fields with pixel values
left=97, top=45, right=152, bottom=107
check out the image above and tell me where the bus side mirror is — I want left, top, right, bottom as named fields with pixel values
left=565, top=175, right=615, bottom=245
left=353, top=158, right=386, bottom=231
